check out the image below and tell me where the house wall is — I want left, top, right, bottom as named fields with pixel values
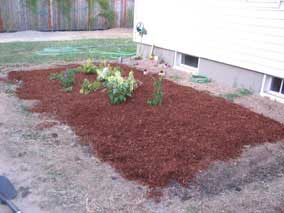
left=134, top=0, right=284, bottom=79
left=137, top=43, right=264, bottom=92
left=137, top=44, right=175, bottom=66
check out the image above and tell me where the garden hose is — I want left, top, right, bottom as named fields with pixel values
left=36, top=44, right=136, bottom=59
left=191, top=75, right=210, bottom=84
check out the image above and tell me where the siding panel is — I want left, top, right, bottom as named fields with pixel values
left=134, top=0, right=284, bottom=78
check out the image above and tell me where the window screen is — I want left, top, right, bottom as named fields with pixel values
left=270, top=77, right=282, bottom=92
left=181, top=54, right=199, bottom=68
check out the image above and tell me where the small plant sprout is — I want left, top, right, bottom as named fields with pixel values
left=80, top=79, right=102, bottom=95
left=65, top=86, right=73, bottom=93
left=222, top=88, right=253, bottom=102
left=148, top=77, right=163, bottom=106
left=49, top=69, right=78, bottom=91
left=78, top=59, right=97, bottom=74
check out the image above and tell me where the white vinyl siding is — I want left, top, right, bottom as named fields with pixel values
left=134, top=0, right=284, bottom=78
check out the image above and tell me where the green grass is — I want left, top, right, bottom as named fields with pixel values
left=0, top=38, right=136, bottom=65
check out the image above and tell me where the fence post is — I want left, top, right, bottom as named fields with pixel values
left=122, top=0, right=127, bottom=27
left=48, top=0, right=52, bottom=30
left=0, top=8, right=3, bottom=32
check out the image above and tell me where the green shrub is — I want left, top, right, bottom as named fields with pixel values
left=96, top=65, right=123, bottom=82
left=49, top=69, right=78, bottom=89
left=105, top=70, right=137, bottom=104
left=80, top=79, right=102, bottom=95
left=148, top=77, right=163, bottom=106
left=78, top=59, right=97, bottom=74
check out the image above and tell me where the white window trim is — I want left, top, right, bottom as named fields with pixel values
left=260, top=74, right=284, bottom=104
left=173, top=51, right=199, bottom=74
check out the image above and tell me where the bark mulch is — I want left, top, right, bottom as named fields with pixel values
left=8, top=64, right=284, bottom=188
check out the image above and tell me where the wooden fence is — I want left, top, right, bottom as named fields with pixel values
left=0, top=0, right=134, bottom=32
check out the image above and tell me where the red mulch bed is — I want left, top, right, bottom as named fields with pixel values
left=8, top=64, right=284, bottom=187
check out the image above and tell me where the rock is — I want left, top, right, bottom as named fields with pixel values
left=111, top=176, right=118, bottom=180
left=74, top=156, right=81, bottom=162
left=18, top=186, right=31, bottom=198
left=51, top=133, right=58, bottom=138
left=18, top=152, right=27, bottom=157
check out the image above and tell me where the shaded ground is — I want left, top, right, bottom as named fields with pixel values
left=0, top=28, right=132, bottom=43
left=8, top=64, right=284, bottom=188
left=1, top=62, right=284, bottom=212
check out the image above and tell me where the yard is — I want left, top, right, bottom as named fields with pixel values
left=1, top=34, right=284, bottom=213
left=0, top=37, right=135, bottom=64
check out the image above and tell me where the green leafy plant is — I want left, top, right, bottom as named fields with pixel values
left=96, top=65, right=122, bottom=81
left=80, top=79, right=102, bottom=95
left=239, top=88, right=253, bottom=96
left=78, top=59, right=97, bottom=74
left=222, top=88, right=253, bottom=101
left=148, top=77, right=163, bottom=106
left=65, top=86, right=73, bottom=93
left=49, top=69, right=78, bottom=90
left=105, top=70, right=137, bottom=104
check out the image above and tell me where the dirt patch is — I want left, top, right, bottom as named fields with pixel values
left=8, top=64, right=284, bottom=188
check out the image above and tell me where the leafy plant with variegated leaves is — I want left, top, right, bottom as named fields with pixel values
left=104, top=70, right=137, bottom=104
left=80, top=79, right=102, bottom=95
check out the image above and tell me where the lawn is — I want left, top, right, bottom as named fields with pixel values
left=0, top=38, right=136, bottom=65
left=8, top=63, right=284, bottom=188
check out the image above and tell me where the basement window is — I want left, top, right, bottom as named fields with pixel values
left=270, top=77, right=284, bottom=95
left=262, top=75, right=284, bottom=103
left=181, top=54, right=199, bottom=68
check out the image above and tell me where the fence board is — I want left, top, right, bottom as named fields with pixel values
left=0, top=0, right=134, bottom=32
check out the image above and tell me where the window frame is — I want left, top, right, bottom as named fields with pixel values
left=261, top=74, right=284, bottom=103
left=174, top=52, right=199, bottom=74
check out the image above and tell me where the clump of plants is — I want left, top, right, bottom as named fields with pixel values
left=80, top=79, right=102, bottom=95
left=77, top=59, right=97, bottom=74
left=148, top=77, right=163, bottom=106
left=49, top=63, right=139, bottom=104
left=96, top=65, right=116, bottom=81
left=49, top=69, right=78, bottom=92
left=104, top=70, right=137, bottom=105
left=222, top=88, right=253, bottom=102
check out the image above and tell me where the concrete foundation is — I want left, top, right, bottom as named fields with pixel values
left=137, top=44, right=176, bottom=66
left=137, top=43, right=264, bottom=92
left=198, top=59, right=264, bottom=92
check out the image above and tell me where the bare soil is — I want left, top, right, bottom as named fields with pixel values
left=8, top=64, right=284, bottom=189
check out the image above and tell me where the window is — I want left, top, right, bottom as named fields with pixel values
left=270, top=77, right=284, bottom=95
left=174, top=52, right=199, bottom=74
left=181, top=54, right=199, bottom=68
left=261, top=75, right=284, bottom=103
